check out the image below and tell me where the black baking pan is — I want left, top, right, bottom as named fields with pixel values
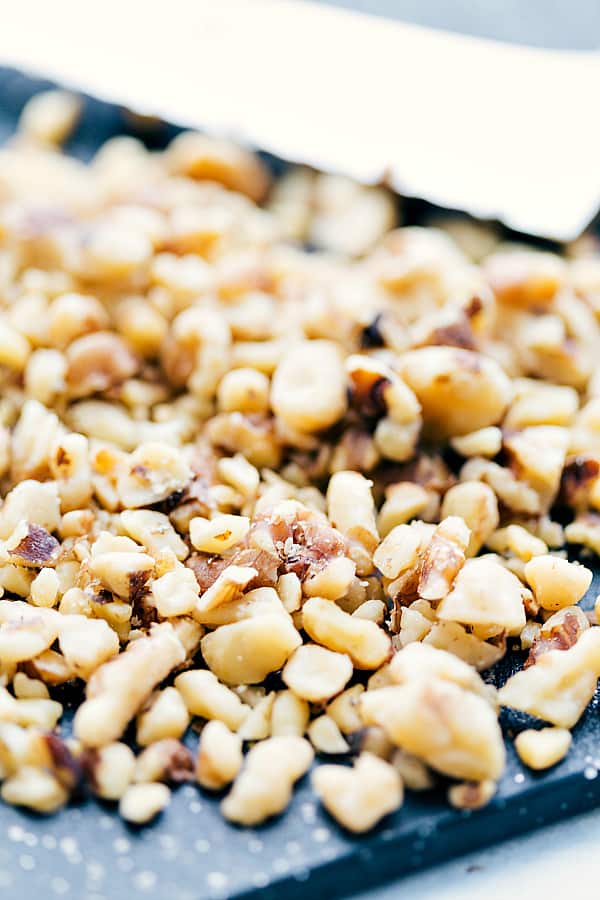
left=2, top=63, right=600, bottom=900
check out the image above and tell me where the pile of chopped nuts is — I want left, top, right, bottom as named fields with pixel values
left=0, top=89, right=599, bottom=833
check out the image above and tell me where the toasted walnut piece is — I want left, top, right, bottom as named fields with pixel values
left=0, top=320, right=30, bottom=371
left=221, top=736, right=313, bottom=825
left=194, top=565, right=258, bottom=617
left=1, top=766, right=68, bottom=814
left=18, top=89, right=81, bottom=145
left=485, top=249, right=565, bottom=308
left=303, top=555, right=356, bottom=601
left=165, top=132, right=270, bottom=201
left=441, top=482, right=499, bottom=556
left=237, top=692, right=275, bottom=741
left=312, top=752, right=402, bottom=833
left=0, top=480, right=61, bottom=540
left=504, top=425, right=569, bottom=513
left=0, top=600, right=60, bottom=664
left=119, top=782, right=171, bottom=825
left=136, top=687, right=190, bottom=747
left=398, top=606, right=433, bottom=647
left=6, top=522, right=60, bottom=569
left=271, top=340, right=347, bottom=434
left=217, top=454, right=260, bottom=499
left=174, top=669, right=249, bottom=731
left=377, top=483, right=429, bottom=537
left=151, top=565, right=200, bottom=618
left=196, top=720, right=243, bottom=790
left=514, top=727, right=572, bottom=770
left=505, top=381, right=579, bottom=430
left=82, top=742, right=136, bottom=800
left=81, top=223, right=153, bottom=282
left=326, top=684, right=365, bottom=734
left=193, top=585, right=285, bottom=628
left=118, top=442, right=192, bottom=509
left=451, top=427, right=502, bottom=459
left=373, top=524, right=421, bottom=580
left=25, top=649, right=74, bottom=686
left=13, top=672, right=49, bottom=700
left=308, top=715, right=350, bottom=754
left=327, top=471, right=379, bottom=570
left=499, top=627, right=600, bottom=728
left=276, top=572, right=302, bottom=613
left=565, top=514, right=600, bottom=555
left=133, top=739, right=194, bottom=785
left=190, top=514, right=250, bottom=554
left=271, top=690, right=310, bottom=737
left=487, top=524, right=548, bottom=562
left=74, top=623, right=185, bottom=747
left=524, top=556, right=592, bottom=612
left=353, top=599, right=386, bottom=624
left=65, top=331, right=138, bottom=398
left=388, top=642, right=494, bottom=702
left=309, top=176, right=396, bottom=256
left=437, top=557, right=526, bottom=637
left=121, top=509, right=188, bottom=561
left=399, top=347, right=511, bottom=440
left=201, top=614, right=301, bottom=685
left=47, top=292, right=108, bottom=348
left=460, top=458, right=541, bottom=516
left=217, top=368, right=270, bottom=414
left=89, top=549, right=154, bottom=601
left=25, top=348, right=66, bottom=406
left=282, top=644, right=353, bottom=703
left=14, top=698, right=62, bottom=730
left=390, top=749, right=435, bottom=791
left=362, top=677, right=505, bottom=782
left=417, top=516, right=469, bottom=601
left=448, top=780, right=496, bottom=810
left=58, top=614, right=119, bottom=679
left=302, top=596, right=391, bottom=670
left=424, top=621, right=505, bottom=672
left=115, top=295, right=167, bottom=357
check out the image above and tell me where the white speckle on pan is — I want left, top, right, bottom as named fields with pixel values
left=584, top=765, right=598, bottom=780
left=293, top=867, right=310, bottom=883
left=188, top=800, right=203, bottom=814
left=247, top=837, right=263, bottom=853
left=300, top=802, right=317, bottom=824
left=133, top=870, right=158, bottom=892
left=194, top=839, right=210, bottom=854
left=251, top=872, right=269, bottom=889
left=272, top=857, right=290, bottom=874
left=19, top=854, right=35, bottom=871
left=60, top=837, right=79, bottom=857
left=51, top=876, right=70, bottom=895
left=116, top=857, right=134, bottom=873
left=159, top=834, right=179, bottom=860
left=206, top=871, right=228, bottom=890
left=7, top=825, right=24, bottom=842
left=23, top=832, right=38, bottom=848
left=42, top=835, right=57, bottom=850
left=113, top=837, right=131, bottom=855
left=514, top=773, right=525, bottom=784
left=86, top=862, right=105, bottom=882
left=312, top=827, right=330, bottom=843
left=285, top=840, right=301, bottom=856
left=181, top=785, right=195, bottom=799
